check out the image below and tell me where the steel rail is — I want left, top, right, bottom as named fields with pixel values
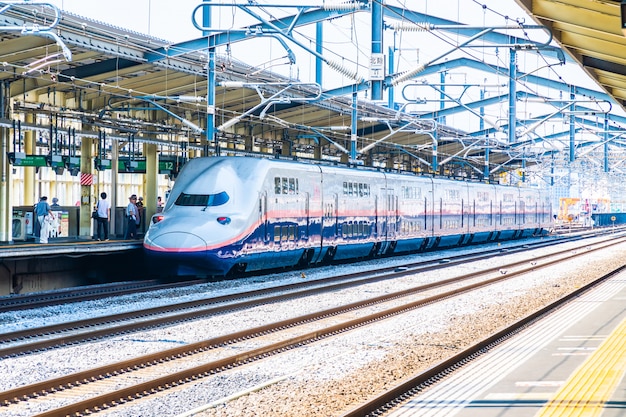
left=0, top=236, right=623, bottom=416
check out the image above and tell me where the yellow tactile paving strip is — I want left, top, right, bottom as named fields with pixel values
left=535, top=318, right=626, bottom=417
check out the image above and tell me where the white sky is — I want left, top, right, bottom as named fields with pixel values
left=43, top=1, right=600, bottom=88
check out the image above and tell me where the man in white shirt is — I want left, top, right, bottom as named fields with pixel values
left=96, top=192, right=111, bottom=241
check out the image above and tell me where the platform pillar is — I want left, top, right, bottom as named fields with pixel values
left=79, top=135, right=95, bottom=239
left=23, top=113, right=35, bottom=206
left=144, top=143, right=158, bottom=232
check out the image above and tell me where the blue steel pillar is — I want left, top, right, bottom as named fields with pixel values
left=484, top=143, right=490, bottom=180
left=482, top=85, right=489, bottom=179
left=204, top=0, right=217, bottom=156
left=480, top=84, right=485, bottom=131
left=351, top=86, right=357, bottom=161
left=604, top=116, right=609, bottom=172
left=439, top=71, right=446, bottom=126
left=569, top=86, right=575, bottom=162
left=432, top=130, right=438, bottom=173
left=508, top=48, right=516, bottom=144
left=387, top=46, right=394, bottom=109
left=316, top=22, right=323, bottom=85
left=371, top=0, right=383, bottom=100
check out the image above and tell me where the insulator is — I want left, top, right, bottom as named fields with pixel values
left=326, top=60, right=362, bottom=81
left=391, top=64, right=426, bottom=86
left=390, top=22, right=432, bottom=32
left=323, top=1, right=361, bottom=11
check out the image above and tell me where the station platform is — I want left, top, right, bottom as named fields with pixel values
left=0, top=236, right=143, bottom=260
left=388, top=271, right=626, bottom=417
left=0, top=236, right=145, bottom=296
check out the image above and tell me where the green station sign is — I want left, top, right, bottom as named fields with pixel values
left=97, top=157, right=185, bottom=174
left=10, top=152, right=185, bottom=176
left=8, top=154, right=48, bottom=167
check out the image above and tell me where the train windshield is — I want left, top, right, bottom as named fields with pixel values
left=175, top=191, right=229, bottom=207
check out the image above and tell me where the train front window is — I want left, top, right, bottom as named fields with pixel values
left=175, top=191, right=230, bottom=207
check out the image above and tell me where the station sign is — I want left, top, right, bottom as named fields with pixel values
left=8, top=153, right=81, bottom=175
left=48, top=155, right=64, bottom=168
left=95, top=157, right=186, bottom=175
left=9, top=152, right=185, bottom=176
left=6, top=153, right=48, bottom=167
left=95, top=158, right=111, bottom=171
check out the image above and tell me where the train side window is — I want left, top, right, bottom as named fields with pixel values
left=282, top=178, right=289, bottom=194
left=295, top=178, right=299, bottom=194
left=274, top=177, right=281, bottom=194
left=289, top=225, right=295, bottom=240
left=348, top=182, right=354, bottom=197
left=364, top=183, right=370, bottom=197
left=358, top=183, right=364, bottom=197
left=289, top=178, right=296, bottom=194
left=445, top=189, right=460, bottom=201
left=274, top=226, right=281, bottom=242
left=343, top=182, right=348, bottom=195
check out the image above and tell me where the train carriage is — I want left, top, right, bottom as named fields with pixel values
left=320, top=166, right=384, bottom=261
left=393, top=174, right=433, bottom=254
left=144, top=156, right=552, bottom=277
left=430, top=179, right=467, bottom=248
left=466, top=182, right=498, bottom=244
left=253, top=161, right=322, bottom=272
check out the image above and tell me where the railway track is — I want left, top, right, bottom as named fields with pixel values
left=1, top=234, right=624, bottom=416
left=0, top=278, right=207, bottom=313
left=1, top=225, right=621, bottom=312
left=1, top=232, right=622, bottom=358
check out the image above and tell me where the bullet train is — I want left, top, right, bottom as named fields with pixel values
left=143, top=156, right=553, bottom=277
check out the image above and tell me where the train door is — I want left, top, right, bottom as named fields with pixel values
left=260, top=192, right=269, bottom=243
left=374, top=195, right=379, bottom=238
left=321, top=193, right=338, bottom=243
left=387, top=190, right=397, bottom=239
left=319, top=193, right=338, bottom=261
left=377, top=187, right=396, bottom=254
left=303, top=192, right=310, bottom=239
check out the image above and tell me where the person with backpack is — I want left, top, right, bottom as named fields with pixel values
left=34, top=196, right=54, bottom=243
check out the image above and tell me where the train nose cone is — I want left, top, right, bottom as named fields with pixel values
left=147, top=232, right=207, bottom=251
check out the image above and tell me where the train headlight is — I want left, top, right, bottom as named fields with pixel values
left=152, top=214, right=164, bottom=224
left=217, top=216, right=231, bottom=225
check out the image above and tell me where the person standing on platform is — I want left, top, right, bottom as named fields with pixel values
left=34, top=196, right=54, bottom=244
left=136, top=196, right=144, bottom=233
left=96, top=192, right=111, bottom=241
left=124, top=194, right=139, bottom=239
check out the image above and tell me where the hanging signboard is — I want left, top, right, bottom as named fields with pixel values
left=6, top=153, right=48, bottom=167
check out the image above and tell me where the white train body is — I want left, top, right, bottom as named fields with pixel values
left=144, top=157, right=552, bottom=276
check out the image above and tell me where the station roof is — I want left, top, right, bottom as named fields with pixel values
left=1, top=1, right=625, bottom=181
left=516, top=0, right=626, bottom=106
